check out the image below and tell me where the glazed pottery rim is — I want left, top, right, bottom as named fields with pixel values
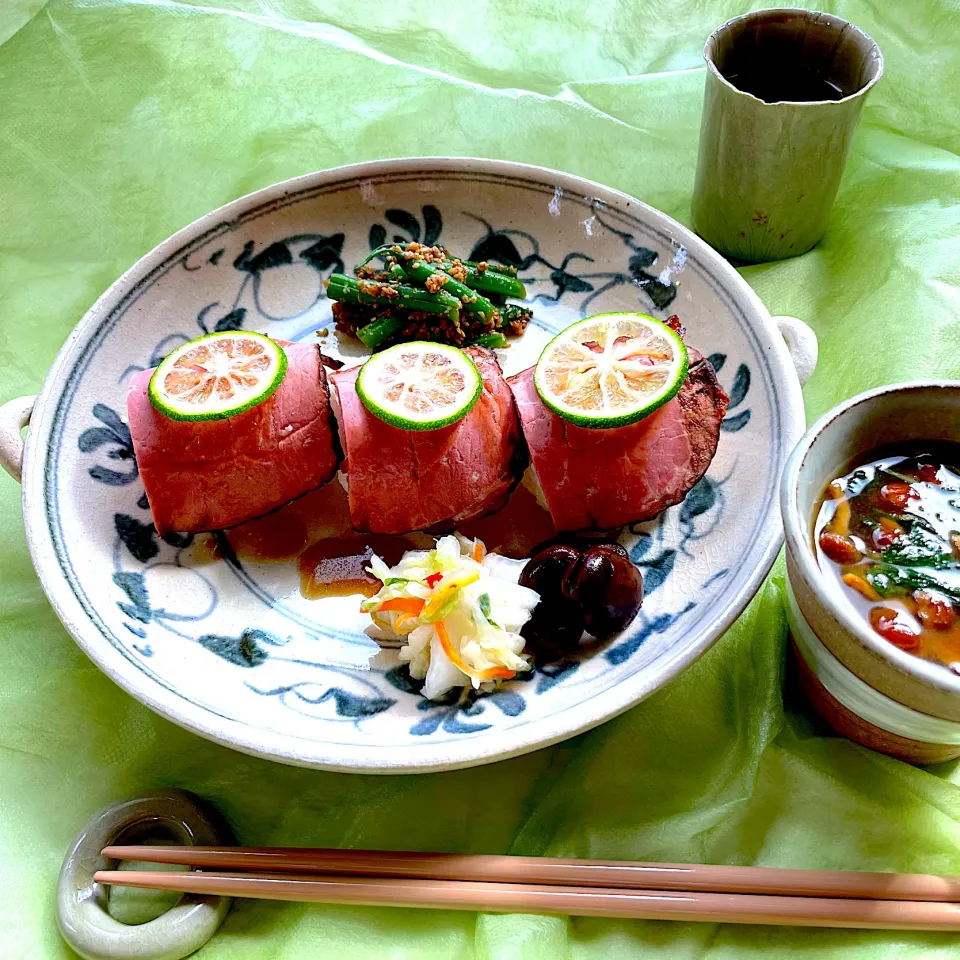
left=703, top=7, right=884, bottom=108
left=781, top=379, right=960, bottom=701
left=21, top=156, right=805, bottom=773
left=785, top=578, right=960, bottom=745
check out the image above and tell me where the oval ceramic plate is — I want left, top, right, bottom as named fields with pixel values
left=18, top=159, right=807, bottom=772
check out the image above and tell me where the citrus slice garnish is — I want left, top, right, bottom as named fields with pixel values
left=356, top=341, right=482, bottom=431
left=148, top=331, right=288, bottom=421
left=534, top=312, right=688, bottom=428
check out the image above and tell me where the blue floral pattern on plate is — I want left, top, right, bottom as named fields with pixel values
left=79, top=202, right=752, bottom=739
left=31, top=163, right=796, bottom=770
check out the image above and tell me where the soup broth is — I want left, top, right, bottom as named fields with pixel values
left=814, top=446, right=960, bottom=671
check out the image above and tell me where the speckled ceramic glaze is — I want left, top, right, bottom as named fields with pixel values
left=3, top=159, right=811, bottom=772
left=782, top=382, right=960, bottom=762
left=57, top=790, right=231, bottom=960
left=692, top=8, right=882, bottom=262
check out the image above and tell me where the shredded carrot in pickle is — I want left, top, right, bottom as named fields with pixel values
left=435, top=621, right=515, bottom=682
left=421, top=572, right=480, bottom=620
left=472, top=541, right=485, bottom=563
left=394, top=612, right=421, bottom=635
left=476, top=665, right=515, bottom=680
left=378, top=597, right=425, bottom=615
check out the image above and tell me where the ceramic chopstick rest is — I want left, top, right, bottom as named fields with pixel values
left=57, top=790, right=232, bottom=960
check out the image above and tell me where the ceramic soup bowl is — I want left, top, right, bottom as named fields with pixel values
left=782, top=382, right=960, bottom=764
left=1, top=158, right=813, bottom=773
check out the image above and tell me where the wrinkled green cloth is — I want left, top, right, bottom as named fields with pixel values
left=3, top=1, right=960, bottom=956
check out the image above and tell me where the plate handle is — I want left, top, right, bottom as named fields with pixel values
left=773, top=316, right=818, bottom=387
left=0, top=394, right=36, bottom=483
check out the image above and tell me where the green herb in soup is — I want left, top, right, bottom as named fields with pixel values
left=814, top=449, right=960, bottom=669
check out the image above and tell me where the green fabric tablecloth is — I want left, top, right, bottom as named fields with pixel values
left=3, top=1, right=960, bottom=956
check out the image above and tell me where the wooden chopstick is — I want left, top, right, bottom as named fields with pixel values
left=93, top=870, right=960, bottom=931
left=101, top=845, right=960, bottom=902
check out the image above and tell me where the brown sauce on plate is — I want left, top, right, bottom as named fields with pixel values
left=226, top=483, right=353, bottom=563
left=219, top=479, right=556, bottom=598
left=814, top=446, right=960, bottom=670
left=298, top=536, right=413, bottom=599
left=459, top=485, right=555, bottom=559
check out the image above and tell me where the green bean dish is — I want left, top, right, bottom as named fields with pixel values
left=325, top=242, right=532, bottom=351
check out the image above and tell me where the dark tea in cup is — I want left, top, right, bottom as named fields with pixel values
left=692, top=8, right=883, bottom=262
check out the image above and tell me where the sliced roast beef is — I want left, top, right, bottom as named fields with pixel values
left=507, top=350, right=729, bottom=531
left=331, top=346, right=527, bottom=535
left=128, top=341, right=341, bottom=535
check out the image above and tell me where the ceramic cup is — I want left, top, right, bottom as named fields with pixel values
left=781, top=382, right=960, bottom=764
left=692, top=8, right=883, bottom=263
